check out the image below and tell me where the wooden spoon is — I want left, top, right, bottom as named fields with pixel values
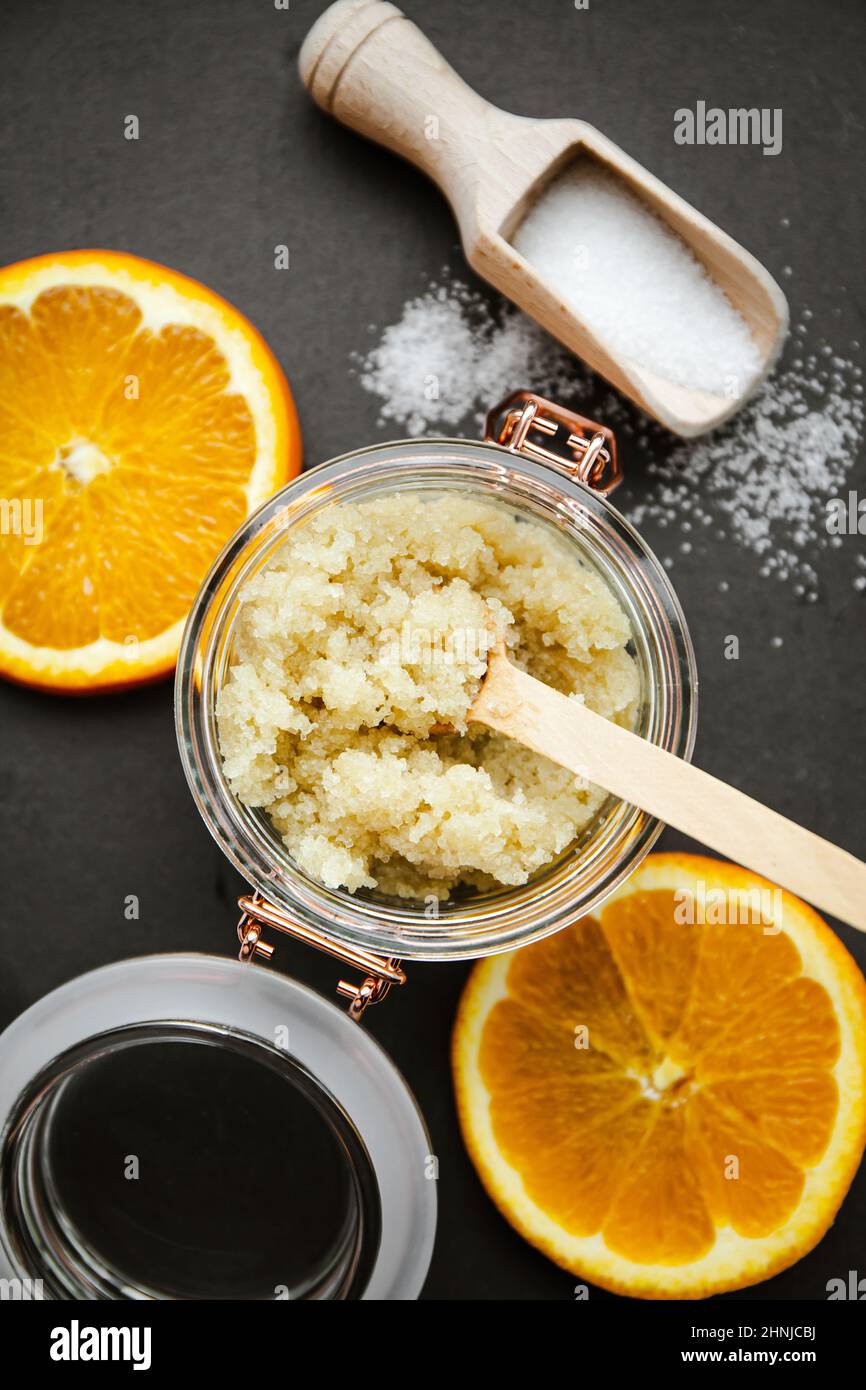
left=300, top=0, right=788, bottom=438
left=467, top=643, right=866, bottom=934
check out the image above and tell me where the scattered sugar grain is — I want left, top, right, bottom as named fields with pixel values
left=629, top=331, right=863, bottom=599
left=356, top=278, right=862, bottom=600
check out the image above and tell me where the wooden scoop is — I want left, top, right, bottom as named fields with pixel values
left=300, top=0, right=788, bottom=438
left=467, top=643, right=866, bottom=935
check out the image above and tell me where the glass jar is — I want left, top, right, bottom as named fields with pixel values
left=176, top=392, right=697, bottom=966
left=0, top=393, right=696, bottom=1301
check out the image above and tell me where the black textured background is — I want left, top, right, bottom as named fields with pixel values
left=0, top=0, right=864, bottom=1302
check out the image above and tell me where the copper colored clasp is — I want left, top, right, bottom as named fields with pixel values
left=237, top=893, right=405, bottom=1022
left=485, top=391, right=622, bottom=495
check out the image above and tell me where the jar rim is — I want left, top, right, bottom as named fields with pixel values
left=175, top=435, right=698, bottom=961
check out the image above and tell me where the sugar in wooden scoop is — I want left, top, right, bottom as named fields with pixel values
left=512, top=161, right=761, bottom=395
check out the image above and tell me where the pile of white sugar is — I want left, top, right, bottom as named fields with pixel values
left=354, top=276, right=862, bottom=601
left=356, top=282, right=570, bottom=436
left=512, top=161, right=761, bottom=395
left=356, top=279, right=579, bottom=436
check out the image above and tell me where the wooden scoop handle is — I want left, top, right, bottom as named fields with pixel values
left=473, top=650, right=866, bottom=934
left=299, top=0, right=523, bottom=233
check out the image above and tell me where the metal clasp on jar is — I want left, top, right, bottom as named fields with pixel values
left=237, top=892, right=406, bottom=1022
left=485, top=391, right=622, bottom=495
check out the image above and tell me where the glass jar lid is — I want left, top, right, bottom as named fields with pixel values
left=0, top=954, right=436, bottom=1300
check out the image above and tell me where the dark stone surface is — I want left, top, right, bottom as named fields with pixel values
left=0, top=0, right=863, bottom=1301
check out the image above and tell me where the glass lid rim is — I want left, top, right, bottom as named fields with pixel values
left=0, top=952, right=437, bottom=1301
left=2, top=1017, right=383, bottom=1301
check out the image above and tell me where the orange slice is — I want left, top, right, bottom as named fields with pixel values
left=453, top=853, right=866, bottom=1298
left=0, top=251, right=300, bottom=691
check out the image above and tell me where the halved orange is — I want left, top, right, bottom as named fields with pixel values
left=0, top=251, right=300, bottom=691
left=453, top=853, right=866, bottom=1298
